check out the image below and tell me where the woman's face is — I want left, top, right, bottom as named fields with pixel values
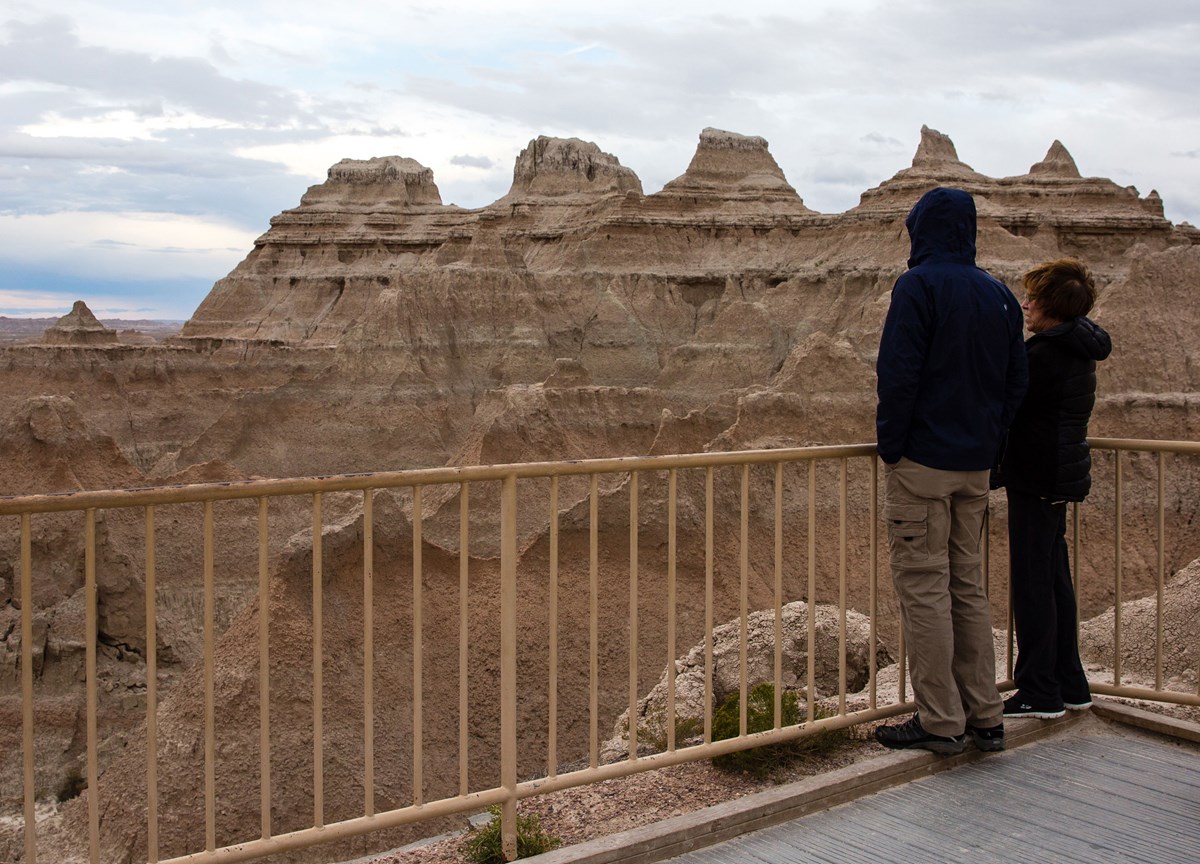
left=1022, top=296, right=1059, bottom=334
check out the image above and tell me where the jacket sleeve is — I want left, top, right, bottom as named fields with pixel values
left=876, top=274, right=929, bottom=464
left=1000, top=303, right=1029, bottom=432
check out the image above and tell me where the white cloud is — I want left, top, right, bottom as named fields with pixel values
left=0, top=211, right=254, bottom=280
left=449, top=153, right=494, bottom=169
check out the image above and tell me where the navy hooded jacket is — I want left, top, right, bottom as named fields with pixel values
left=876, top=187, right=1028, bottom=470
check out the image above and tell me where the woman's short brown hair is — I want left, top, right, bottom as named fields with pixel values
left=1022, top=258, right=1097, bottom=321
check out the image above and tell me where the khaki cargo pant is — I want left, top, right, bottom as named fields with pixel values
left=885, top=458, right=1003, bottom=736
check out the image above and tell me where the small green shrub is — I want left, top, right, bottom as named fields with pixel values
left=640, top=714, right=704, bottom=752
left=461, top=804, right=561, bottom=864
left=710, top=683, right=849, bottom=778
left=56, top=766, right=86, bottom=802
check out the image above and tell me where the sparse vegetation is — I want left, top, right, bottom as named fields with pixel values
left=640, top=714, right=704, bottom=752
left=710, top=682, right=850, bottom=779
left=460, top=804, right=561, bottom=864
left=56, top=767, right=86, bottom=802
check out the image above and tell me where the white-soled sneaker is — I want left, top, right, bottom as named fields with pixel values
left=1003, top=694, right=1065, bottom=719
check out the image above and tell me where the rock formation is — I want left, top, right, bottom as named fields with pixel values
left=3, top=124, right=1200, bottom=863
left=1080, top=558, right=1200, bottom=692
left=502, top=135, right=642, bottom=201
left=654, top=127, right=810, bottom=211
left=1029, top=139, right=1081, bottom=177
left=41, top=300, right=118, bottom=346
left=601, top=601, right=891, bottom=762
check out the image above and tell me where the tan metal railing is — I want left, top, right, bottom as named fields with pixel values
left=3, top=438, right=1197, bottom=864
left=1080, top=438, right=1200, bottom=706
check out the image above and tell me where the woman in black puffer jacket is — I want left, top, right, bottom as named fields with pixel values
left=998, top=258, right=1112, bottom=719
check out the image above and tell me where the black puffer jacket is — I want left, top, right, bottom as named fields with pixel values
left=999, top=316, right=1112, bottom=501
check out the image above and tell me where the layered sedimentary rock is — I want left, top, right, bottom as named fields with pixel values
left=654, top=127, right=811, bottom=212
left=180, top=126, right=1187, bottom=369
left=41, top=300, right=118, bottom=346
left=855, top=127, right=1171, bottom=260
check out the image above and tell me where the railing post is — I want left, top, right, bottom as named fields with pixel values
left=1114, top=452, right=1123, bottom=685
left=146, top=506, right=159, bottom=862
left=412, top=486, right=424, bottom=806
left=500, top=474, right=518, bottom=861
left=259, top=497, right=273, bottom=839
left=362, top=490, right=374, bottom=816
left=85, top=509, right=99, bottom=863
left=21, top=514, right=36, bottom=864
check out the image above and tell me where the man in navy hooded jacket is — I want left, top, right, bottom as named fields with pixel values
left=874, top=187, right=1027, bottom=755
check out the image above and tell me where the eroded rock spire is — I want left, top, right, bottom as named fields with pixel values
left=659, top=127, right=808, bottom=208
left=1029, top=140, right=1082, bottom=178
left=912, top=124, right=971, bottom=169
left=42, top=300, right=117, bottom=345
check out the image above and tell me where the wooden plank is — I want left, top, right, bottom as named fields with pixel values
left=658, top=734, right=1198, bottom=864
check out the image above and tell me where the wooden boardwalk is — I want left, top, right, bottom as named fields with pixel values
left=663, top=734, right=1199, bottom=863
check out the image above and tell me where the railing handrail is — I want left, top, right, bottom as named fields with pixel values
left=6, top=437, right=1198, bottom=516
left=1088, top=436, right=1200, bottom=455
left=0, top=443, right=879, bottom=514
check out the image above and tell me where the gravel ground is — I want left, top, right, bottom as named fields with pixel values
left=357, top=692, right=1199, bottom=864
left=362, top=724, right=882, bottom=864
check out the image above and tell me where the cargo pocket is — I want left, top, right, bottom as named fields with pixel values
left=885, top=503, right=929, bottom=569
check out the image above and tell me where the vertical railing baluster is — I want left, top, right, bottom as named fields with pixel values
left=739, top=465, right=749, bottom=738
left=1006, top=557, right=1015, bottom=682
left=869, top=458, right=878, bottom=709
left=1074, top=452, right=1088, bottom=684
left=412, top=486, right=424, bottom=806
left=203, top=502, right=216, bottom=850
left=982, top=504, right=990, bottom=598
left=146, top=507, right=159, bottom=862
left=704, top=467, right=714, bottom=744
left=547, top=477, right=558, bottom=776
left=85, top=509, right=99, bottom=863
left=774, top=463, right=783, bottom=728
left=807, top=462, right=816, bottom=723
left=589, top=474, right=599, bottom=769
left=1156, top=451, right=1165, bottom=691
left=1080, top=496, right=1089, bottom=619
left=311, top=493, right=323, bottom=830
left=500, top=474, right=518, bottom=862
left=363, top=490, right=374, bottom=815
left=838, top=459, right=848, bottom=715
left=986, top=506, right=1000, bottom=680
left=629, top=472, right=639, bottom=760
left=259, top=498, right=272, bottom=838
left=21, top=514, right=36, bottom=864
left=667, top=469, right=678, bottom=751
left=1114, top=452, right=1123, bottom=686
left=460, top=482, right=471, bottom=794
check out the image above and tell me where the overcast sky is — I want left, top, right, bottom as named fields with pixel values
left=1, top=1, right=1196, bottom=320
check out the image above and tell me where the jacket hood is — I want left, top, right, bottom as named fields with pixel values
left=1037, top=316, right=1112, bottom=361
left=905, top=187, right=977, bottom=268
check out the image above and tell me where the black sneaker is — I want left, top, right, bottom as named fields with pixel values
left=966, top=723, right=1005, bottom=752
left=1002, top=694, right=1065, bottom=719
left=875, top=715, right=966, bottom=755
